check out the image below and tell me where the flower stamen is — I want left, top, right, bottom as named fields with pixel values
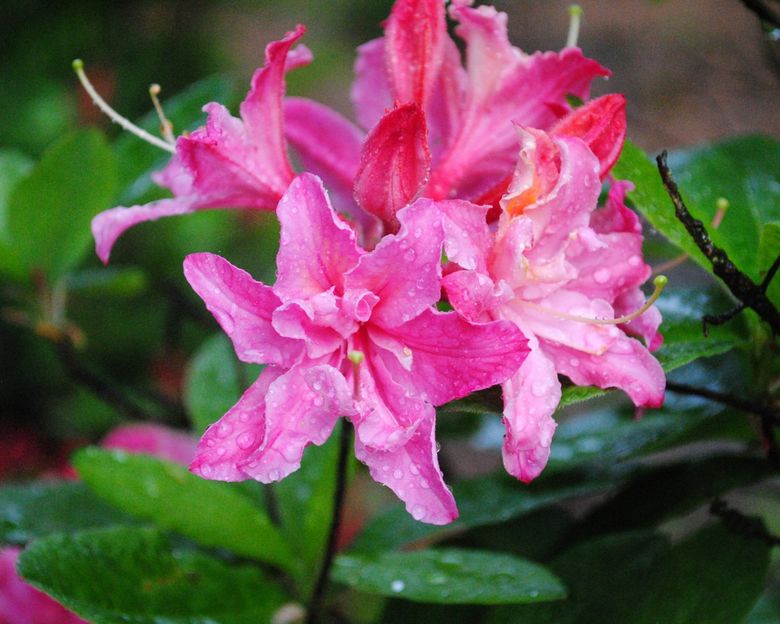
left=72, top=59, right=175, bottom=153
left=566, top=5, right=583, bottom=48
left=148, top=84, right=176, bottom=146
left=348, top=350, right=365, bottom=400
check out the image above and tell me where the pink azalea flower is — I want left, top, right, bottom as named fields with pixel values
left=91, top=0, right=611, bottom=260
left=100, top=423, right=197, bottom=465
left=0, top=547, right=87, bottom=624
left=183, top=173, right=528, bottom=524
left=442, top=108, right=664, bottom=483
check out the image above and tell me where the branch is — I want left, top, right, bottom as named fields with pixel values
left=738, top=0, right=780, bottom=28
left=656, top=151, right=780, bottom=335
left=710, top=498, right=780, bottom=547
left=666, top=381, right=778, bottom=424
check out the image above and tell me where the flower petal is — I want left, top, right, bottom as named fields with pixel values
left=380, top=308, right=529, bottom=406
left=183, top=253, right=303, bottom=367
left=354, top=412, right=458, bottom=525
left=442, top=269, right=512, bottom=322
left=353, top=103, right=431, bottom=230
left=501, top=347, right=560, bottom=483
left=239, top=364, right=353, bottom=482
left=345, top=198, right=443, bottom=327
left=614, top=287, right=664, bottom=351
left=439, top=199, right=491, bottom=272
left=101, top=424, right=196, bottom=466
left=274, top=173, right=362, bottom=300
left=351, top=38, right=393, bottom=131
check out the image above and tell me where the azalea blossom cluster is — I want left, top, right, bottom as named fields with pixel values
left=88, top=0, right=665, bottom=524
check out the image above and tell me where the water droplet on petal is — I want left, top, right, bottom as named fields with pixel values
left=236, top=432, right=255, bottom=450
left=217, top=422, right=233, bottom=438
left=593, top=268, right=611, bottom=284
left=411, top=505, right=427, bottom=520
left=393, top=468, right=404, bottom=480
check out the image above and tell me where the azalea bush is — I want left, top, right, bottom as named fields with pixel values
left=1, top=0, right=779, bottom=622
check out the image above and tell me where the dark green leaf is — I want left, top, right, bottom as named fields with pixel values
left=18, top=527, right=286, bottom=624
left=333, top=548, right=565, bottom=605
left=66, top=266, right=148, bottom=298
left=6, top=130, right=117, bottom=281
left=758, top=221, right=780, bottom=310
left=0, top=481, right=133, bottom=544
left=0, top=149, right=32, bottom=233
left=74, top=447, right=294, bottom=570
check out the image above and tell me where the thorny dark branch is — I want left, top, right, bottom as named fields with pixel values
left=710, top=498, right=780, bottom=547
left=656, top=151, right=780, bottom=336
left=666, top=381, right=778, bottom=425
left=738, top=0, right=780, bottom=29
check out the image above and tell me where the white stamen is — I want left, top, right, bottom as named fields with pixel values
left=521, top=275, right=668, bottom=326
left=149, top=83, right=176, bottom=146
left=566, top=5, right=583, bottom=48
left=72, top=59, right=175, bottom=153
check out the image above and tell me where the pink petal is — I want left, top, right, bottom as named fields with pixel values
left=284, top=97, right=377, bottom=234
left=101, top=424, right=196, bottom=466
left=0, top=547, right=87, bottom=624
left=384, top=0, right=447, bottom=106
left=238, top=25, right=306, bottom=189
left=591, top=178, right=641, bottom=235
left=272, top=294, right=353, bottom=359
left=345, top=198, right=443, bottom=328
left=274, top=173, right=362, bottom=300
left=240, top=364, right=353, bottom=482
left=351, top=38, right=393, bottom=131
left=438, top=199, right=491, bottom=272
left=426, top=36, right=468, bottom=163
left=354, top=412, right=458, bottom=525
left=490, top=215, right=536, bottom=288
left=190, top=367, right=280, bottom=481
left=501, top=347, right=560, bottom=483
left=380, top=308, right=529, bottom=406
left=542, top=333, right=666, bottom=408
left=92, top=195, right=200, bottom=264
left=183, top=253, right=303, bottom=367
left=614, top=287, right=664, bottom=351
left=442, top=269, right=511, bottom=322
left=551, top=94, right=627, bottom=179
left=353, top=103, right=431, bottom=230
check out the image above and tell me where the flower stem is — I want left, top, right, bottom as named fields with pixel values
left=305, top=421, right=351, bottom=624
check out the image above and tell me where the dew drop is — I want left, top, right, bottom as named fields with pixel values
left=236, top=432, right=255, bottom=450
left=268, top=469, right=280, bottom=481
left=593, top=268, right=611, bottom=284
left=391, top=580, right=405, bottom=593
left=531, top=381, right=548, bottom=397
left=217, top=422, right=233, bottom=438
left=411, top=505, right=427, bottom=520
left=628, top=255, right=642, bottom=267
left=313, top=396, right=324, bottom=407
left=216, top=447, right=226, bottom=457
left=569, top=357, right=580, bottom=368
left=393, top=468, right=404, bottom=480
left=404, top=249, right=416, bottom=262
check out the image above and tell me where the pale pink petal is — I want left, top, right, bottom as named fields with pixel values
left=438, top=199, right=491, bottom=272
left=0, top=547, right=87, bottom=624
left=274, top=173, right=362, bottom=300
left=614, top=287, right=664, bottom=351
left=354, top=412, right=458, bottom=525
left=551, top=94, right=627, bottom=179
left=353, top=103, right=431, bottom=230
left=183, top=253, right=303, bottom=367
left=345, top=198, right=443, bottom=328
left=384, top=0, right=447, bottom=106
left=101, top=424, right=196, bottom=466
left=442, top=270, right=511, bottom=322
left=283, top=97, right=376, bottom=232
left=272, top=294, right=353, bottom=358
left=238, top=25, right=305, bottom=190
left=591, top=178, right=641, bottom=234
left=151, top=154, right=193, bottom=196
left=501, top=347, right=560, bottom=483
left=352, top=38, right=393, bottom=131
left=490, top=215, right=535, bottom=287
left=542, top=333, right=666, bottom=408
left=240, top=364, right=353, bottom=482
left=92, top=195, right=200, bottom=264
left=426, top=36, right=467, bottom=162
left=378, top=308, right=529, bottom=406
left=190, top=367, right=280, bottom=481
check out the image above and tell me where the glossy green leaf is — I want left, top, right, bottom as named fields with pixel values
left=0, top=481, right=133, bottom=544
left=6, top=130, right=117, bottom=281
left=74, top=447, right=294, bottom=570
left=758, top=221, right=780, bottom=310
left=18, top=527, right=286, bottom=624
left=184, top=334, right=245, bottom=436
left=333, top=548, right=565, bottom=605
left=0, top=149, right=32, bottom=235
left=66, top=266, right=148, bottom=298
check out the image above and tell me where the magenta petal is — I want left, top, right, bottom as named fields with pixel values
left=614, top=287, right=664, bottom=351
left=92, top=196, right=199, bottom=264
left=183, top=253, right=303, bottom=367
left=383, top=308, right=529, bottom=406
left=101, top=424, right=196, bottom=466
left=354, top=413, right=458, bottom=525
left=345, top=198, right=443, bottom=328
left=272, top=295, right=353, bottom=358
left=274, top=173, right=362, bottom=300
left=443, top=270, right=511, bottom=322
left=353, top=103, right=431, bottom=230
left=351, top=38, right=393, bottom=131
left=240, top=364, right=353, bottom=482
left=438, top=199, right=491, bottom=272
left=501, top=348, right=560, bottom=483
left=543, top=333, right=666, bottom=408
left=384, top=0, right=446, bottom=106
left=190, top=367, right=280, bottom=481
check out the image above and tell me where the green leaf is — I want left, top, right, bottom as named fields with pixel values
left=333, top=548, right=565, bottom=605
left=758, top=221, right=780, bottom=310
left=0, top=149, right=33, bottom=236
left=184, top=334, right=245, bottom=436
left=5, top=130, right=118, bottom=281
left=351, top=471, right=614, bottom=553
left=74, top=447, right=294, bottom=570
left=66, top=266, right=148, bottom=298
left=0, top=481, right=133, bottom=544
left=115, top=75, right=234, bottom=205
left=18, top=527, right=286, bottom=624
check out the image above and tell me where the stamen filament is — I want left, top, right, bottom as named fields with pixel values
left=566, top=5, right=583, bottom=48
left=521, top=275, right=668, bottom=326
left=149, top=83, right=176, bottom=146
left=348, top=350, right=365, bottom=400
left=72, top=59, right=175, bottom=153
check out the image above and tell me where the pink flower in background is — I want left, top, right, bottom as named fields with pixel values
left=100, top=423, right=197, bottom=465
left=183, top=173, right=528, bottom=524
left=443, top=101, right=664, bottom=482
